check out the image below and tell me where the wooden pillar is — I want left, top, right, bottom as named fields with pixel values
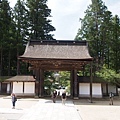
left=10, top=82, right=13, bottom=93
left=90, top=62, right=93, bottom=103
left=23, top=82, right=25, bottom=94
left=35, top=68, right=44, bottom=97
left=39, top=69, right=44, bottom=97
left=35, top=68, right=40, bottom=97
left=106, top=83, right=108, bottom=95
left=0, top=82, right=1, bottom=93
left=70, top=70, right=74, bottom=98
left=73, top=69, right=79, bottom=99
left=116, top=85, right=118, bottom=96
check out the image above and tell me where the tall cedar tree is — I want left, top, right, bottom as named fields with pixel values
left=110, top=15, right=120, bottom=73
left=0, top=0, right=12, bottom=76
left=0, top=0, right=56, bottom=76
left=13, top=0, right=29, bottom=75
left=26, top=0, right=56, bottom=40
left=75, top=0, right=120, bottom=73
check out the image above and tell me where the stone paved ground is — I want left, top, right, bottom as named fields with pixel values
left=0, top=96, right=39, bottom=120
left=0, top=95, right=120, bottom=120
left=19, top=99, right=81, bottom=120
left=0, top=96, right=81, bottom=120
left=74, top=97, right=120, bottom=120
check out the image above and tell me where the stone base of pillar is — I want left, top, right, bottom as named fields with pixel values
left=34, top=95, right=39, bottom=98
left=73, top=97, right=79, bottom=99
left=88, top=99, right=93, bottom=103
left=39, top=95, right=44, bottom=98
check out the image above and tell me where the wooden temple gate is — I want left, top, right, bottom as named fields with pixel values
left=19, top=40, right=93, bottom=101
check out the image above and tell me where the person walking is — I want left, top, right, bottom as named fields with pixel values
left=11, top=93, right=17, bottom=109
left=61, top=91, right=67, bottom=105
left=109, top=92, right=114, bottom=105
left=52, top=90, right=57, bottom=103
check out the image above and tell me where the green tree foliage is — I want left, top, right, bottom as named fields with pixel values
left=0, top=0, right=56, bottom=76
left=76, top=0, right=112, bottom=64
left=44, top=71, right=70, bottom=94
left=13, top=0, right=29, bottom=43
left=75, top=0, right=120, bottom=76
left=109, top=15, right=120, bottom=73
left=96, top=65, right=120, bottom=86
left=13, top=0, right=29, bottom=74
left=58, top=71, right=70, bottom=88
left=0, top=0, right=12, bottom=75
left=26, top=0, right=56, bottom=40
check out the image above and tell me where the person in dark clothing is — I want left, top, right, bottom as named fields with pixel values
left=52, top=90, right=57, bottom=103
left=61, top=91, right=67, bottom=105
left=109, top=92, right=114, bottom=105
left=11, top=93, right=17, bottom=109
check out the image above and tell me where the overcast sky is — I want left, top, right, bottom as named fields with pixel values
left=8, top=0, right=120, bottom=40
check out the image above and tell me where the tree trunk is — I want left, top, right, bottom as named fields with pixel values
left=0, top=48, right=3, bottom=76
left=17, top=48, right=20, bottom=75
left=8, top=50, right=11, bottom=76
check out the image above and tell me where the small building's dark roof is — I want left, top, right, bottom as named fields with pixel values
left=0, top=76, right=11, bottom=82
left=6, top=75, right=35, bottom=82
left=19, top=40, right=93, bottom=60
left=78, top=76, right=106, bottom=83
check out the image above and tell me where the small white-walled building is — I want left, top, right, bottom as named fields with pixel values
left=6, top=75, right=35, bottom=97
left=78, top=76, right=118, bottom=98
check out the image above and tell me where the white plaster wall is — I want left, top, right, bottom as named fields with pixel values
left=13, top=82, right=23, bottom=94
left=79, top=83, right=90, bottom=96
left=79, top=83, right=102, bottom=98
left=24, top=82, right=35, bottom=93
left=92, top=83, right=102, bottom=96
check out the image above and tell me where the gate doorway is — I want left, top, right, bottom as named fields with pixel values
left=44, top=71, right=70, bottom=97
